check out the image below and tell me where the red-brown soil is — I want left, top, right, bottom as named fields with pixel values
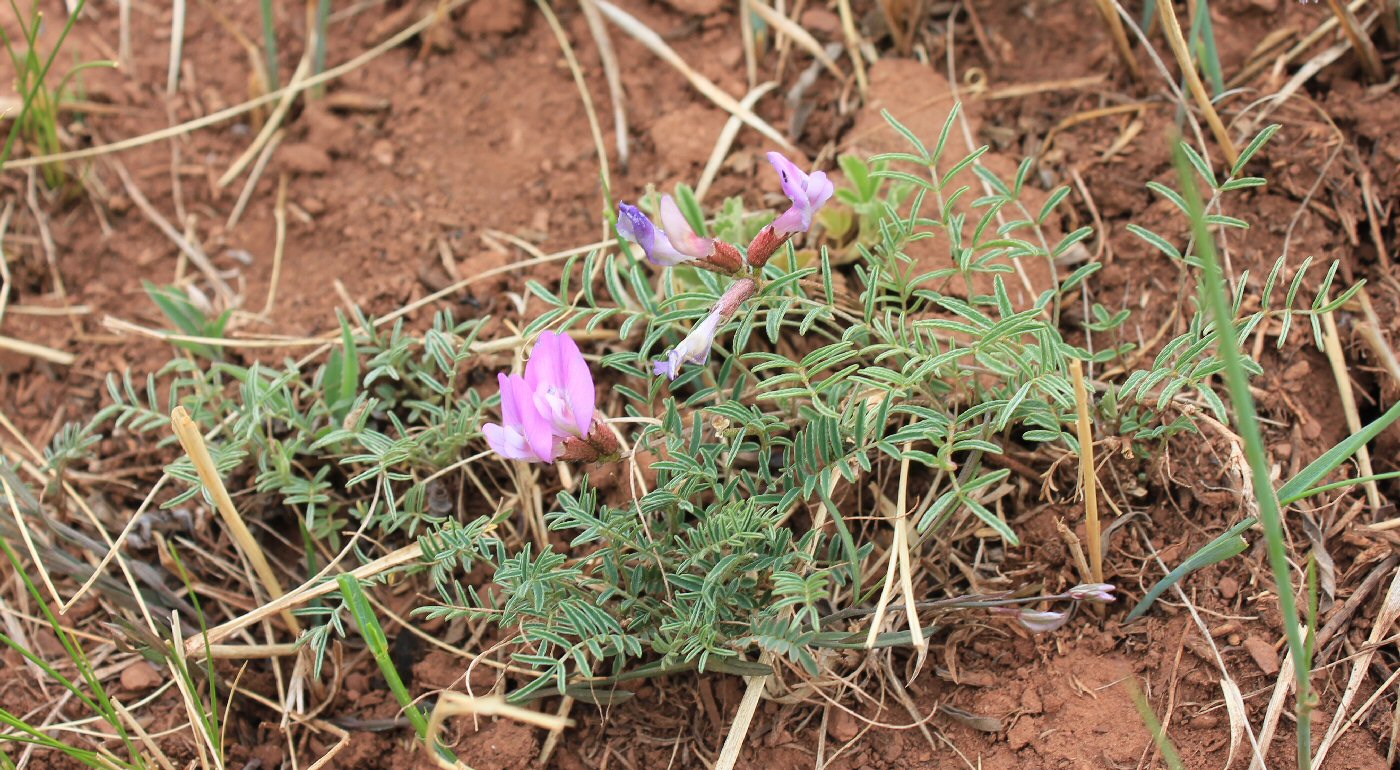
left=3, top=0, right=1399, bottom=768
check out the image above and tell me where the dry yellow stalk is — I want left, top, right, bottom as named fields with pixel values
left=170, top=406, right=300, bottom=634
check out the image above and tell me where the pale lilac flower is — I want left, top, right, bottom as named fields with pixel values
left=524, top=331, right=596, bottom=439
left=617, top=198, right=714, bottom=267
left=653, top=307, right=722, bottom=380
left=652, top=279, right=758, bottom=381
left=767, top=152, right=834, bottom=235
left=1067, top=583, right=1117, bottom=603
left=483, top=373, right=557, bottom=463
left=1016, top=609, right=1069, bottom=634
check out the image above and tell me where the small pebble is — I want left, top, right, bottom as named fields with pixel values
left=120, top=661, right=161, bottom=692
left=1244, top=636, right=1280, bottom=675
left=371, top=139, right=396, bottom=167
left=1217, top=575, right=1240, bottom=600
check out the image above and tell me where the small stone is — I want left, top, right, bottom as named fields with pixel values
left=1217, top=576, right=1240, bottom=600
left=463, top=0, right=527, bottom=36
left=121, top=661, right=161, bottom=691
left=1244, top=636, right=1280, bottom=675
left=280, top=142, right=332, bottom=175
left=301, top=197, right=326, bottom=215
left=659, top=0, right=725, bottom=15
left=1282, top=359, right=1311, bottom=381
left=371, top=139, right=396, bottom=167
left=301, top=104, right=354, bottom=155
left=826, top=708, right=859, bottom=743
left=799, top=8, right=841, bottom=36
left=1006, top=718, right=1037, bottom=751
left=1020, top=687, right=1043, bottom=715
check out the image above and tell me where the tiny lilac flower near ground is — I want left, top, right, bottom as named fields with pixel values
left=1015, top=609, right=1068, bottom=634
left=767, top=151, right=834, bottom=236
left=653, top=278, right=758, bottom=381
left=654, top=308, right=722, bottom=380
left=1068, top=583, right=1116, bottom=603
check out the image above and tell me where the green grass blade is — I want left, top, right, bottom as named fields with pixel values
left=1276, top=399, right=1400, bottom=505
left=1125, top=516, right=1252, bottom=622
left=337, top=576, right=458, bottom=763
left=1175, top=140, right=1312, bottom=769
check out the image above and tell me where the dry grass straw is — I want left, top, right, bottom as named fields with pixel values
left=6, top=0, right=475, bottom=171
left=1154, top=0, right=1238, bottom=168
left=579, top=0, right=630, bottom=171
left=864, top=446, right=926, bottom=663
left=225, top=129, right=285, bottom=231
left=1319, top=302, right=1380, bottom=510
left=1068, top=359, right=1103, bottom=585
left=744, top=0, right=845, bottom=81
left=118, top=0, right=131, bottom=67
left=1325, top=0, right=1384, bottom=81
left=591, top=0, right=794, bottom=151
left=835, top=0, right=869, bottom=96
left=167, top=0, right=186, bottom=95
left=1313, top=566, right=1400, bottom=765
left=219, top=55, right=311, bottom=189
left=170, top=406, right=299, bottom=634
left=1090, top=0, right=1141, bottom=81
left=1356, top=288, right=1400, bottom=388
left=695, top=82, right=778, bottom=202
left=712, top=651, right=774, bottom=770
left=425, top=694, right=573, bottom=770
left=0, top=200, right=12, bottom=327
left=0, top=333, right=75, bottom=365
left=536, top=0, right=612, bottom=204
left=187, top=541, right=423, bottom=655
left=261, top=173, right=290, bottom=317
left=1227, top=0, right=1363, bottom=88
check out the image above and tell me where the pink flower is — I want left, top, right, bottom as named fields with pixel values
left=485, top=331, right=598, bottom=464
left=483, top=373, right=557, bottom=463
left=767, top=152, right=834, bottom=235
left=617, top=196, right=715, bottom=267
left=525, top=331, right=596, bottom=439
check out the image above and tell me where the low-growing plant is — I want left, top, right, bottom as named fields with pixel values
left=41, top=106, right=1372, bottom=765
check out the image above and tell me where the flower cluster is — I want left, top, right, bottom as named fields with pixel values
left=617, top=152, right=834, bottom=381
left=483, top=331, right=619, bottom=464
left=484, top=153, right=834, bottom=461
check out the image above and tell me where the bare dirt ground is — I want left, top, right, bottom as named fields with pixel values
left=2, top=0, right=1400, bottom=768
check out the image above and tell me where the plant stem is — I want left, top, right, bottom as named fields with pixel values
left=1174, top=144, right=1311, bottom=769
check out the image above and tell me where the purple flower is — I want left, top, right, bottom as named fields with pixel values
left=767, top=152, right=834, bottom=235
left=483, top=373, right=557, bottom=463
left=1016, top=609, right=1068, bottom=634
left=617, top=197, right=714, bottom=267
left=653, top=308, right=722, bottom=380
left=524, top=330, right=596, bottom=439
left=1067, top=583, right=1117, bottom=603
